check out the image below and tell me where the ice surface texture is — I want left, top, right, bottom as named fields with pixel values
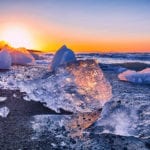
left=19, top=60, right=112, bottom=113
left=118, top=68, right=150, bottom=84
left=0, top=49, right=12, bottom=69
left=51, top=45, right=76, bottom=71
left=0, top=58, right=112, bottom=113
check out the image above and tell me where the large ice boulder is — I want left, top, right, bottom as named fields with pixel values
left=8, top=48, right=35, bottom=65
left=65, top=60, right=112, bottom=106
left=118, top=68, right=150, bottom=84
left=51, top=45, right=76, bottom=71
left=0, top=49, right=12, bottom=69
left=19, top=60, right=112, bottom=113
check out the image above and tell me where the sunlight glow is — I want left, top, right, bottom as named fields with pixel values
left=1, top=26, right=33, bottom=49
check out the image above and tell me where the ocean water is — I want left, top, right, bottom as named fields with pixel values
left=77, top=53, right=150, bottom=64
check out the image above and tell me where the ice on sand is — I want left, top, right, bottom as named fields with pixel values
left=0, top=107, right=10, bottom=118
left=0, top=49, right=12, bottom=69
left=0, top=97, right=7, bottom=102
left=9, top=47, right=35, bottom=65
left=19, top=60, right=112, bottom=113
left=0, top=47, right=35, bottom=67
left=118, top=68, right=150, bottom=84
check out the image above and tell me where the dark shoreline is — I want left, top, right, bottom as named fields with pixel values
left=0, top=63, right=150, bottom=149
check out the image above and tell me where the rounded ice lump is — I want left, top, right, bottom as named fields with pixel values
left=51, top=45, right=76, bottom=71
left=1, top=47, right=35, bottom=66
left=9, top=48, right=35, bottom=65
left=118, top=68, right=150, bottom=84
left=0, top=49, right=12, bottom=69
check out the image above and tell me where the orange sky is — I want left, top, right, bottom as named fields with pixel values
left=0, top=16, right=150, bottom=53
left=0, top=0, right=150, bottom=53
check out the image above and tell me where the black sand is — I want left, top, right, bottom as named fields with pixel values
left=0, top=66, right=150, bottom=150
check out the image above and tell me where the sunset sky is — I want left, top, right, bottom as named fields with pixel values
left=0, top=0, right=150, bottom=52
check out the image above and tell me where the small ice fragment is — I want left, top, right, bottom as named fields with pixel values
left=13, top=94, right=17, bottom=98
left=51, top=143, right=56, bottom=147
left=0, top=107, right=10, bottom=118
left=0, top=97, right=7, bottom=102
left=61, top=141, right=66, bottom=146
left=23, top=95, right=31, bottom=101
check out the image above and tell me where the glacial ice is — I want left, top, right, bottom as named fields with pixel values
left=8, top=47, right=35, bottom=65
left=118, top=68, right=150, bottom=84
left=0, top=47, right=35, bottom=67
left=96, top=102, right=138, bottom=136
left=0, top=64, right=48, bottom=89
left=118, top=70, right=136, bottom=81
left=0, top=107, right=10, bottom=118
left=19, top=60, right=112, bottom=113
left=0, top=57, right=112, bottom=113
left=0, top=49, right=12, bottom=69
left=0, top=52, right=149, bottom=140
left=51, top=45, right=76, bottom=71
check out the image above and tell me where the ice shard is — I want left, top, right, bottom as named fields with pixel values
left=51, top=45, right=76, bottom=71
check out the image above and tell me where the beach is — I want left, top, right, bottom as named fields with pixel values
left=0, top=60, right=150, bottom=149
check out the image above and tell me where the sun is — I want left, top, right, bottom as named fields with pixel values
left=1, top=26, right=33, bottom=49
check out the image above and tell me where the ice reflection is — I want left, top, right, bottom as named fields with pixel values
left=65, top=110, right=101, bottom=138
